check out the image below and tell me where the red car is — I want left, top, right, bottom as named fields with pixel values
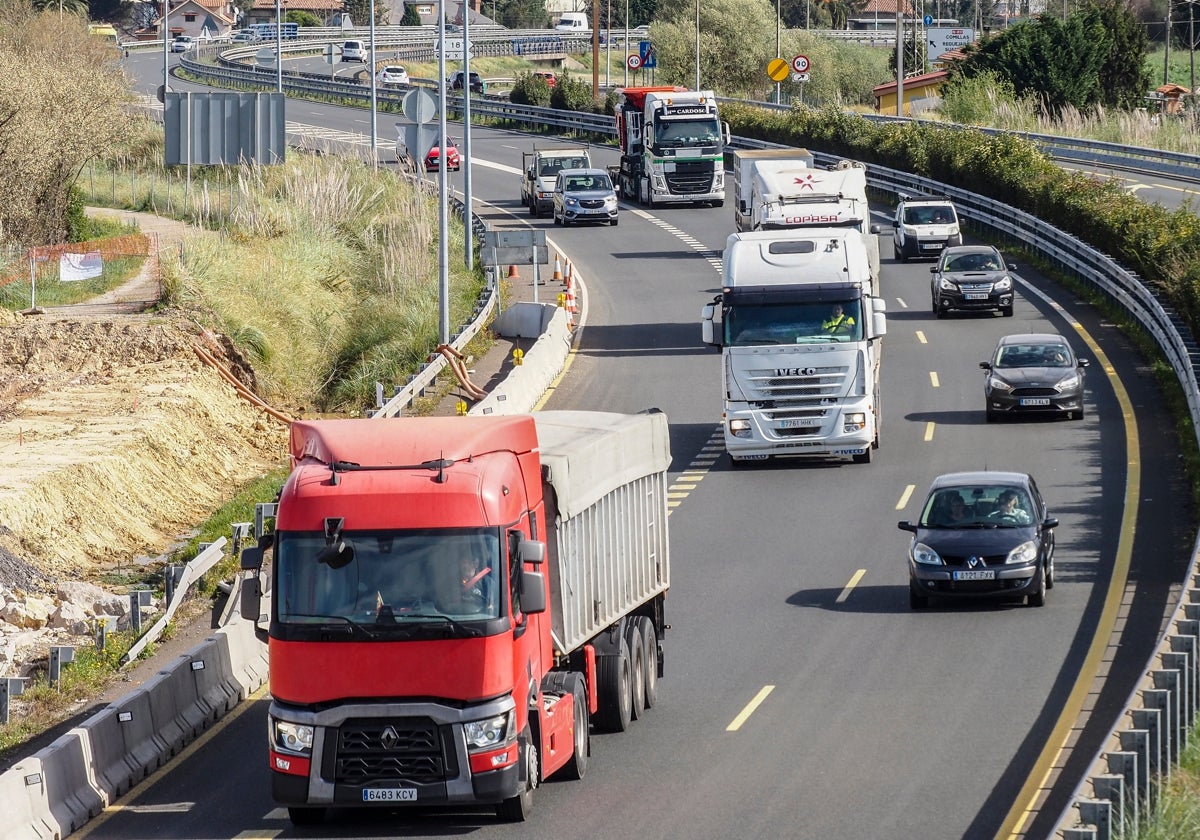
left=425, top=138, right=461, bottom=171
left=533, top=70, right=557, bottom=88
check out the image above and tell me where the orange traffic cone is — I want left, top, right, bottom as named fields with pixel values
left=552, top=252, right=564, bottom=282
left=563, top=285, right=577, bottom=315
left=507, top=264, right=520, bottom=280
left=557, top=291, right=576, bottom=330
left=564, top=259, right=573, bottom=285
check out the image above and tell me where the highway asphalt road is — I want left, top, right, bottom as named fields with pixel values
left=78, top=53, right=1193, bottom=840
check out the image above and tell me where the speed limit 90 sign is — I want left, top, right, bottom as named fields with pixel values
left=792, top=54, right=810, bottom=74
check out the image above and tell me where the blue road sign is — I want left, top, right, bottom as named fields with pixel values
left=639, top=39, right=657, bottom=69
left=923, top=14, right=933, bottom=25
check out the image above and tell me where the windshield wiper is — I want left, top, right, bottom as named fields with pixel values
left=284, top=613, right=377, bottom=639
left=401, top=613, right=484, bottom=637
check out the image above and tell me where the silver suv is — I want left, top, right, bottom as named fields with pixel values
left=893, top=194, right=962, bottom=262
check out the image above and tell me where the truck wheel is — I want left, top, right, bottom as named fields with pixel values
left=288, top=807, right=326, bottom=826
left=638, top=617, right=659, bottom=709
left=528, top=199, right=536, bottom=217
left=624, top=621, right=646, bottom=721
left=594, top=636, right=632, bottom=732
left=558, top=675, right=589, bottom=781
left=496, top=738, right=537, bottom=821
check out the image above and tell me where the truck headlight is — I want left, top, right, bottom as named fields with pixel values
left=714, top=172, right=724, bottom=189
left=912, top=542, right=943, bottom=565
left=843, top=412, right=866, bottom=433
left=728, top=418, right=752, bottom=438
left=272, top=720, right=314, bottom=754
left=464, top=711, right=513, bottom=750
left=652, top=174, right=666, bottom=190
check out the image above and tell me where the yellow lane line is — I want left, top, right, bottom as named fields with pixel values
left=74, top=684, right=272, bottom=837
left=836, top=570, right=867, bottom=604
left=916, top=330, right=928, bottom=344
left=896, top=484, right=915, bottom=510
left=924, top=421, right=935, bottom=442
left=997, top=299, right=1141, bottom=840
left=727, top=685, right=775, bottom=732
left=930, top=371, right=940, bottom=388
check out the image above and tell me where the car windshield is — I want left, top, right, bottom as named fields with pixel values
left=723, top=299, right=863, bottom=345
left=995, top=343, right=1071, bottom=368
left=565, top=175, right=610, bottom=191
left=944, top=252, right=1001, bottom=272
left=904, top=205, right=954, bottom=225
left=919, top=486, right=1034, bottom=528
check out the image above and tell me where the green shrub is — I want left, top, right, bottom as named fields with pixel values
left=510, top=73, right=551, bottom=107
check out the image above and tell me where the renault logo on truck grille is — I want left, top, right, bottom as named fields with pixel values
left=380, top=726, right=400, bottom=749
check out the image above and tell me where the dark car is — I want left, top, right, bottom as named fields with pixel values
left=980, top=333, right=1089, bottom=421
left=930, top=244, right=1016, bottom=318
left=449, top=70, right=485, bottom=94
left=425, top=137, right=461, bottom=171
left=898, top=471, right=1058, bottom=609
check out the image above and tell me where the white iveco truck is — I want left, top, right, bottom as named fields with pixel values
left=701, top=229, right=887, bottom=464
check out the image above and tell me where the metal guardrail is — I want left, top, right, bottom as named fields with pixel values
left=169, top=57, right=1200, bottom=834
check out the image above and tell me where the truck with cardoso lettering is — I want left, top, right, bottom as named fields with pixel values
left=611, top=86, right=729, bottom=207
left=701, top=229, right=886, bottom=464
left=240, top=410, right=672, bottom=824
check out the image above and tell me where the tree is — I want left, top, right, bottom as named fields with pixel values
left=286, top=11, right=321, bottom=28
left=496, top=0, right=551, bottom=29
left=1089, top=0, right=1152, bottom=111
left=952, top=11, right=1110, bottom=115
left=29, top=0, right=86, bottom=14
left=400, top=3, right=422, bottom=27
left=0, top=4, right=133, bottom=246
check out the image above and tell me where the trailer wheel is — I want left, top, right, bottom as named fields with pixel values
left=625, top=621, right=646, bottom=721
left=638, top=617, right=659, bottom=709
left=558, top=674, right=589, bottom=781
left=496, top=738, right=537, bottom=821
left=287, top=807, right=325, bottom=826
left=594, top=635, right=632, bottom=732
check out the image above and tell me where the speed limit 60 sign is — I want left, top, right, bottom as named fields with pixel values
left=627, top=53, right=642, bottom=70
left=792, top=54, right=810, bottom=74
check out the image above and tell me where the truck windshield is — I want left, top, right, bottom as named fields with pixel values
left=651, top=116, right=721, bottom=148
left=275, top=527, right=503, bottom=631
left=724, top=299, right=863, bottom=345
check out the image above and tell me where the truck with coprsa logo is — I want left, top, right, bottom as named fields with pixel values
left=240, top=410, right=671, bottom=825
left=612, top=86, right=729, bottom=207
left=701, top=229, right=886, bottom=464
left=730, top=148, right=815, bottom=232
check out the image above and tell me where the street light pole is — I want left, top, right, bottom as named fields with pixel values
left=694, top=0, right=700, bottom=90
left=463, top=1, right=474, bottom=270
left=162, top=0, right=169, bottom=95
left=275, top=0, right=282, bottom=93
left=369, top=0, right=378, bottom=163
left=775, top=0, right=781, bottom=104
left=624, top=0, right=629, bottom=87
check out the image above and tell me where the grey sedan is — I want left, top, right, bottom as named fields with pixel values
left=980, top=333, right=1089, bottom=421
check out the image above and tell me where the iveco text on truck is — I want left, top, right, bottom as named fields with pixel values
left=612, top=86, right=729, bottom=207
left=241, top=411, right=672, bottom=824
left=701, top=230, right=887, bottom=464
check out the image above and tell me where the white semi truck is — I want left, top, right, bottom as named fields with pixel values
left=701, top=229, right=887, bottom=464
left=730, top=148, right=815, bottom=232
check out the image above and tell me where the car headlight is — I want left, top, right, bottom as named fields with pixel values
left=938, top=277, right=956, bottom=291
left=948, top=224, right=960, bottom=235
left=988, top=376, right=1013, bottom=392
left=605, top=196, right=617, bottom=207
left=993, top=276, right=1013, bottom=292
left=1056, top=374, right=1080, bottom=391
left=911, top=542, right=943, bottom=566
left=272, top=720, right=314, bottom=754
left=1006, top=541, right=1039, bottom=565
left=464, top=711, right=513, bottom=750
left=565, top=197, right=579, bottom=207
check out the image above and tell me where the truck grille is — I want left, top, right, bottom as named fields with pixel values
left=333, top=717, right=448, bottom=785
left=665, top=160, right=715, bottom=194
left=746, top=364, right=849, bottom=437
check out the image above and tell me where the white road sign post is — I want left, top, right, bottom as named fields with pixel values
left=436, top=37, right=473, bottom=61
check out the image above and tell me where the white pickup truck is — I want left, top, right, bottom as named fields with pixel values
left=521, top=146, right=592, bottom=218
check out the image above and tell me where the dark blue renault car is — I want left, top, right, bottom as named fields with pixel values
left=898, top=471, right=1058, bottom=609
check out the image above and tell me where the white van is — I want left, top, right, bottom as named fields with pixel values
left=342, top=39, right=367, bottom=62
left=554, top=12, right=589, bottom=32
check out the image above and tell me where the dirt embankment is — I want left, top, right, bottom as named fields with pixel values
left=0, top=304, right=288, bottom=624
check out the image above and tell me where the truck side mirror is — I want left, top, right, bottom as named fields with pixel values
left=520, top=571, right=546, bottom=613
left=240, top=545, right=263, bottom=571
left=722, top=122, right=731, bottom=144
left=518, top=539, right=545, bottom=565
left=701, top=302, right=720, bottom=347
left=872, top=311, right=887, bottom=339
left=241, top=573, right=263, bottom=623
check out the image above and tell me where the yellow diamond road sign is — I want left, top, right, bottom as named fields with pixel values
left=767, top=58, right=788, bottom=83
